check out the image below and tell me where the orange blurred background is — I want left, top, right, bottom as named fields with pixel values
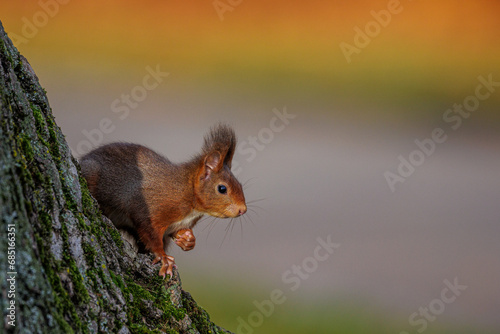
left=2, top=0, right=500, bottom=115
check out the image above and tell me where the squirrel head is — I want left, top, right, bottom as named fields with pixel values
left=193, top=124, right=247, bottom=218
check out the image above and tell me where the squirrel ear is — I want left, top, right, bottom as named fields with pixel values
left=204, top=151, right=222, bottom=177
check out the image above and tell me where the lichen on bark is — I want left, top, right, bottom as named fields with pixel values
left=0, top=20, right=232, bottom=334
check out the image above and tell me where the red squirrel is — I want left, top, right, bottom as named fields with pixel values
left=80, top=124, right=247, bottom=278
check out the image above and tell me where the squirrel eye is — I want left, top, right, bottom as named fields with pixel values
left=217, top=185, right=227, bottom=194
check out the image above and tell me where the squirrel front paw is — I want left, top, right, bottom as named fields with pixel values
left=173, top=228, right=196, bottom=251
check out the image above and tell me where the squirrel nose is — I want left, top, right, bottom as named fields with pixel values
left=238, top=205, right=247, bottom=216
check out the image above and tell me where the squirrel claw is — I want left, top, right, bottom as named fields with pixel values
left=157, top=254, right=176, bottom=279
left=152, top=256, right=161, bottom=266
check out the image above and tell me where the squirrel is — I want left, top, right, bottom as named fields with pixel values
left=79, top=124, right=247, bottom=278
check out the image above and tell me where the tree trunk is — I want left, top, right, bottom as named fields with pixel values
left=0, top=21, right=232, bottom=334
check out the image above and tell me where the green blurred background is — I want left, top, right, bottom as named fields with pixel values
left=1, top=1, right=499, bottom=333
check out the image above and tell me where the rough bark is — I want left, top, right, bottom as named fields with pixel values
left=0, top=21, right=232, bottom=334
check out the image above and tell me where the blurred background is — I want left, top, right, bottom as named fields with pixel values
left=1, top=1, right=499, bottom=333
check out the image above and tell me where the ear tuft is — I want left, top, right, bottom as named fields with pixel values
left=202, top=123, right=236, bottom=169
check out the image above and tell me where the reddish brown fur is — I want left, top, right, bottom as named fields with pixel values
left=79, top=124, right=246, bottom=278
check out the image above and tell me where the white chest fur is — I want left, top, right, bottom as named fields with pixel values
left=166, top=210, right=204, bottom=236
left=163, top=210, right=204, bottom=251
